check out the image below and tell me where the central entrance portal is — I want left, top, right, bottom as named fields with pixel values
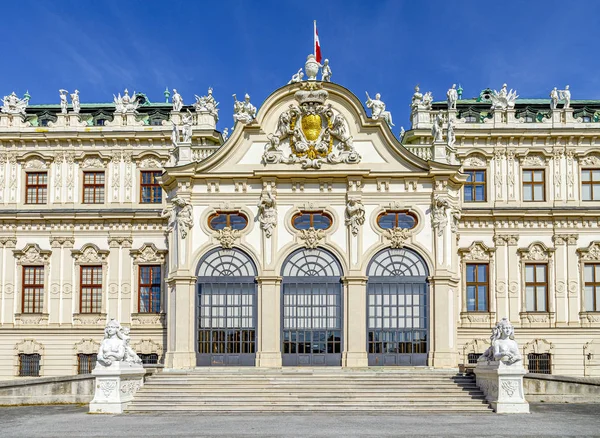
left=281, top=248, right=343, bottom=366
left=196, top=248, right=257, bottom=366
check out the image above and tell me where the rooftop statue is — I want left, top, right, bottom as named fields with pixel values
left=559, top=85, right=571, bottom=109
left=550, top=87, right=559, bottom=110
left=411, top=85, right=423, bottom=109
left=447, top=84, right=458, bottom=110
left=113, top=89, right=139, bottom=113
left=70, top=90, right=80, bottom=114
left=222, top=127, right=229, bottom=142
left=422, top=91, right=433, bottom=110
left=479, top=318, right=522, bottom=365
left=288, top=68, right=304, bottom=84
left=304, top=54, right=320, bottom=81
left=193, top=87, right=219, bottom=120
left=172, top=88, right=184, bottom=112
left=1, top=92, right=28, bottom=115
left=432, top=112, right=444, bottom=143
left=96, top=319, right=142, bottom=367
left=447, top=117, right=456, bottom=148
left=490, top=83, right=518, bottom=110
left=232, top=93, right=256, bottom=125
left=321, top=59, right=332, bottom=82
left=59, top=89, right=69, bottom=114
left=181, top=110, right=193, bottom=143
left=365, top=92, right=394, bottom=127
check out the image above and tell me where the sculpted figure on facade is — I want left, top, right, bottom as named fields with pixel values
left=321, top=59, right=332, bottom=82
left=550, top=87, right=559, bottom=110
left=257, top=190, right=277, bottom=238
left=96, top=319, right=142, bottom=367
left=479, top=318, right=522, bottom=365
left=447, top=84, right=458, bottom=110
left=181, top=110, right=193, bottom=143
left=431, top=195, right=450, bottom=237
left=232, top=93, right=256, bottom=124
left=113, top=89, right=139, bottom=113
left=1, top=92, right=28, bottom=115
left=172, top=89, right=184, bottom=112
left=59, top=89, right=69, bottom=114
left=288, top=68, right=304, bottom=84
left=447, top=117, right=456, bottom=148
left=422, top=91, right=433, bottom=110
left=432, top=112, right=444, bottom=143
left=70, top=90, right=80, bottom=114
left=222, top=127, right=229, bottom=142
left=345, top=198, right=365, bottom=236
left=411, top=85, right=423, bottom=110
left=366, top=92, right=394, bottom=127
left=559, top=85, right=571, bottom=109
left=490, top=83, right=518, bottom=110
left=173, top=197, right=193, bottom=239
left=193, top=88, right=219, bottom=120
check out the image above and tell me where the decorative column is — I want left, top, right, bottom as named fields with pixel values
left=553, top=235, right=568, bottom=325
left=107, top=237, right=133, bottom=321
left=164, top=275, right=197, bottom=369
left=429, top=276, right=459, bottom=368
left=258, top=183, right=277, bottom=269
left=49, top=237, right=64, bottom=325
left=568, top=235, right=582, bottom=325
left=0, top=237, right=17, bottom=326
left=256, top=276, right=282, bottom=367
left=60, top=238, right=75, bottom=325
left=494, top=235, right=509, bottom=319
left=506, top=235, right=520, bottom=324
left=342, top=276, right=368, bottom=367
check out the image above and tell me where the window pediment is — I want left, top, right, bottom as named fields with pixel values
left=72, top=244, right=109, bottom=264
left=130, top=243, right=167, bottom=265
left=518, top=242, right=554, bottom=261
left=459, top=241, right=494, bottom=261
left=13, top=244, right=51, bottom=265
left=578, top=241, right=600, bottom=261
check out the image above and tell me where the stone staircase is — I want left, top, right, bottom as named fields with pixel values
left=126, top=368, right=491, bottom=413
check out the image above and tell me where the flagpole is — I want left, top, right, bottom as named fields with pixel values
left=313, top=20, right=317, bottom=57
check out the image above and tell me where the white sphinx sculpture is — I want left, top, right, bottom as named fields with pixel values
left=89, top=319, right=146, bottom=414
left=474, top=318, right=529, bottom=413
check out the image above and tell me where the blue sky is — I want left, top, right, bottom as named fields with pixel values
left=1, top=1, right=599, bottom=133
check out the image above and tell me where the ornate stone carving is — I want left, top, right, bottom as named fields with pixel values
left=578, top=242, right=600, bottom=261
left=130, top=244, right=166, bottom=264
left=0, top=236, right=17, bottom=248
left=13, top=244, right=51, bottom=265
left=232, top=93, right=256, bottom=124
left=24, top=158, right=48, bottom=170
left=50, top=236, right=75, bottom=248
left=72, top=244, right=109, bottom=264
left=194, top=88, right=219, bottom=121
left=462, top=155, right=486, bottom=167
left=257, top=190, right=277, bottom=238
left=479, top=318, right=522, bottom=365
left=113, top=89, right=139, bottom=113
left=1, top=92, right=28, bottom=115
left=108, top=236, right=133, bottom=248
left=490, top=84, right=518, bottom=110
left=215, top=227, right=241, bottom=249
left=73, top=314, right=106, bottom=325
left=298, top=228, right=325, bottom=249
left=580, top=155, right=600, bottom=166
left=15, top=339, right=44, bottom=355
left=431, top=195, right=450, bottom=237
left=131, top=339, right=163, bottom=356
left=460, top=242, right=493, bottom=261
left=365, top=92, right=394, bottom=127
left=96, top=319, right=142, bottom=367
left=99, top=380, right=118, bottom=397
left=519, top=243, right=550, bottom=261
left=81, top=157, right=106, bottom=169
left=15, top=315, right=49, bottom=326
left=137, top=156, right=165, bottom=169
left=162, top=197, right=193, bottom=239
left=120, top=380, right=141, bottom=395
left=521, top=155, right=546, bottom=167
left=345, top=198, right=365, bottom=236
left=131, top=314, right=165, bottom=326
left=523, top=338, right=554, bottom=355
left=74, top=339, right=101, bottom=355
left=171, top=89, right=183, bottom=112
left=263, top=83, right=360, bottom=169
left=383, top=228, right=411, bottom=249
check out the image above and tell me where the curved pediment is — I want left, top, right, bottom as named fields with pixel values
left=169, top=81, right=444, bottom=178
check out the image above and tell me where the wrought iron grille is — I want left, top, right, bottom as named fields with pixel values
left=528, top=353, right=552, bottom=374
left=77, top=353, right=97, bottom=374
left=138, top=353, right=159, bottom=365
left=19, top=353, right=40, bottom=377
left=468, top=353, right=483, bottom=364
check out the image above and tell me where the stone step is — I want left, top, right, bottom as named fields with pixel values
left=138, top=387, right=481, bottom=393
left=127, top=403, right=491, bottom=412
left=132, top=395, right=486, bottom=402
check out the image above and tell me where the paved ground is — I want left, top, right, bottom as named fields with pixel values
left=0, top=403, right=599, bottom=437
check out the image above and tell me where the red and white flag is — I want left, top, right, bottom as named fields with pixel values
left=314, top=20, right=322, bottom=63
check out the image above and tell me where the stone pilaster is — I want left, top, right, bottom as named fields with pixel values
left=505, top=235, right=520, bottom=324
left=107, top=236, right=132, bottom=322
left=49, top=237, right=74, bottom=325
left=342, top=276, right=368, bottom=367
left=256, top=276, right=282, bottom=367
left=61, top=238, right=75, bottom=324
left=567, top=234, right=580, bottom=325
left=0, top=237, right=17, bottom=326
left=429, top=276, right=459, bottom=368
left=553, top=235, right=568, bottom=325
left=164, top=275, right=197, bottom=369
left=494, top=235, right=509, bottom=319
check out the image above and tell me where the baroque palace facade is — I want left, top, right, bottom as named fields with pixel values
left=0, top=58, right=599, bottom=379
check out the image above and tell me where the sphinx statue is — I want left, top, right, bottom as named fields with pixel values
left=479, top=317, right=522, bottom=365
left=96, top=319, right=142, bottom=367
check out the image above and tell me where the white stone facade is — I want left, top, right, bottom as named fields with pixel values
left=0, top=81, right=599, bottom=378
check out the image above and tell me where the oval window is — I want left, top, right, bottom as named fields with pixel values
left=292, top=212, right=332, bottom=230
left=377, top=211, right=417, bottom=230
left=208, top=212, right=248, bottom=231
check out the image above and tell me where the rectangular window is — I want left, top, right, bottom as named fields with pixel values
left=525, top=264, right=548, bottom=312
left=584, top=263, right=600, bottom=312
left=522, top=169, right=545, bottom=201
left=80, top=266, right=102, bottom=313
left=83, top=171, right=105, bottom=204
left=139, top=265, right=161, bottom=313
left=581, top=169, right=600, bottom=201
left=528, top=353, right=551, bottom=374
left=464, top=170, right=486, bottom=202
left=140, top=171, right=162, bottom=204
left=19, top=353, right=40, bottom=377
left=22, top=266, right=44, bottom=313
left=466, top=263, right=488, bottom=312
left=138, top=353, right=159, bottom=365
left=25, top=172, right=48, bottom=204
left=77, top=353, right=97, bottom=374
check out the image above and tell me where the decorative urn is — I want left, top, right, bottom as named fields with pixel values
left=304, top=54, right=320, bottom=81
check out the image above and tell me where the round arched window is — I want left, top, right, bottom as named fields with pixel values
left=377, top=211, right=417, bottom=230
left=208, top=212, right=248, bottom=231
left=292, top=211, right=333, bottom=230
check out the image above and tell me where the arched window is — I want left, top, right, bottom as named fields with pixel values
left=282, top=248, right=342, bottom=277
left=376, top=211, right=417, bottom=230
left=292, top=211, right=332, bottom=231
left=208, top=212, right=248, bottom=231
left=196, top=248, right=256, bottom=277
left=367, top=247, right=428, bottom=277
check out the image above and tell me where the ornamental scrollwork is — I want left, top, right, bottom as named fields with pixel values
left=298, top=227, right=325, bottom=249
left=257, top=189, right=277, bottom=238
left=215, top=227, right=241, bottom=249
left=383, top=228, right=411, bottom=249
left=345, top=198, right=365, bottom=236
left=263, top=82, right=360, bottom=169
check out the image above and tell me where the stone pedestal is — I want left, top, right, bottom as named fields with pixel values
left=474, top=360, right=529, bottom=413
left=432, top=139, right=447, bottom=162
left=89, top=362, right=146, bottom=414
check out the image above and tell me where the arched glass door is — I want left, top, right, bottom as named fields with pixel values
left=281, top=248, right=343, bottom=366
left=196, top=248, right=257, bottom=366
left=367, top=248, right=429, bottom=366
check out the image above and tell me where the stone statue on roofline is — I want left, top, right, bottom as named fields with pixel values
left=194, top=88, right=219, bottom=121
left=71, top=90, right=81, bottom=114
left=59, top=89, right=69, bottom=114
left=172, top=88, right=184, bottom=112
left=447, top=84, right=458, bottom=110
left=288, top=68, right=304, bottom=84
left=490, top=83, right=518, bottom=110
left=559, top=85, right=571, bottom=109
left=1, top=92, right=28, bottom=115
left=365, top=92, right=394, bottom=127
left=550, top=87, right=559, bottom=110
left=422, top=91, right=433, bottom=110
left=232, top=93, right=256, bottom=125
left=113, top=89, right=139, bottom=113
left=320, top=59, right=332, bottom=82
